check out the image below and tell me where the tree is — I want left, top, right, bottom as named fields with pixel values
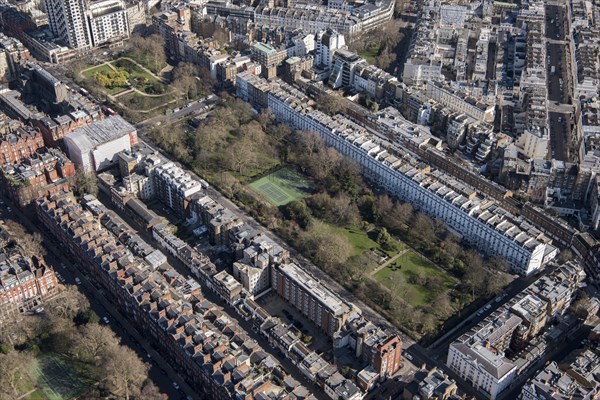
left=101, top=345, right=149, bottom=400
left=315, top=93, right=346, bottom=115
left=282, top=200, right=311, bottom=229
left=172, top=63, right=215, bottom=100
left=557, top=249, right=574, bottom=264
left=301, top=221, right=353, bottom=270
left=74, top=324, right=118, bottom=362
left=46, top=286, right=90, bottom=320
left=75, top=309, right=100, bottom=325
left=0, top=350, right=36, bottom=398
left=128, top=34, right=166, bottom=73
left=3, top=220, right=46, bottom=258
left=225, top=138, right=256, bottom=175
left=412, top=213, right=436, bottom=243
left=71, top=168, right=98, bottom=197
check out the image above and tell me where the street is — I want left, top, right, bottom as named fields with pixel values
left=0, top=197, right=199, bottom=400
left=545, top=4, right=573, bottom=162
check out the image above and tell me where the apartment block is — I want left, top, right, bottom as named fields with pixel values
left=236, top=72, right=556, bottom=276
left=271, top=262, right=355, bottom=337
left=87, top=0, right=129, bottom=47
left=152, top=162, right=203, bottom=218
left=45, top=0, right=93, bottom=49
left=0, top=240, right=59, bottom=320
left=0, top=125, right=44, bottom=166
left=0, top=147, right=75, bottom=207
left=35, top=191, right=314, bottom=400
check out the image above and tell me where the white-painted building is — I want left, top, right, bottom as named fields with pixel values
left=64, top=115, right=137, bottom=172
left=237, top=72, right=555, bottom=276
left=45, top=0, right=93, bottom=49
left=87, top=0, right=129, bottom=47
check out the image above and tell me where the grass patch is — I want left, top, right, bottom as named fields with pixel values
left=374, top=251, right=456, bottom=308
left=30, top=355, right=86, bottom=400
left=112, top=58, right=165, bottom=94
left=119, top=91, right=178, bottom=112
left=81, top=64, right=113, bottom=79
left=249, top=167, right=313, bottom=206
left=359, top=44, right=381, bottom=64
left=329, top=225, right=379, bottom=257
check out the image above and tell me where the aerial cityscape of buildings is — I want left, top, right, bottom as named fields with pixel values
left=0, top=0, right=599, bottom=397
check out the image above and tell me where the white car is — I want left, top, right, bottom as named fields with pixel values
left=75, top=277, right=81, bottom=285
left=35, top=307, right=44, bottom=313
left=405, top=353, right=413, bottom=361
left=102, top=317, right=109, bottom=324
left=172, top=382, right=180, bottom=390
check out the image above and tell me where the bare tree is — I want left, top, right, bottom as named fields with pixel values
left=101, top=345, right=149, bottom=400
left=315, top=93, right=346, bottom=115
left=3, top=220, right=46, bottom=258
left=0, top=350, right=37, bottom=398
left=46, top=286, right=90, bottom=320
left=71, top=167, right=98, bottom=197
left=74, top=324, right=119, bottom=362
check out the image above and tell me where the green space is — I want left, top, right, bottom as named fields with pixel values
left=359, top=44, right=381, bottom=64
left=30, top=355, right=85, bottom=400
left=326, top=225, right=378, bottom=257
left=119, top=91, right=178, bottom=112
left=374, top=250, right=456, bottom=308
left=81, top=64, right=127, bottom=94
left=113, top=58, right=166, bottom=94
left=81, top=64, right=113, bottom=79
left=249, top=168, right=313, bottom=206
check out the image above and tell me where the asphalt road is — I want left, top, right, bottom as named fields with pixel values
left=94, top=191, right=330, bottom=400
left=545, top=4, right=572, bottom=161
left=0, top=197, right=199, bottom=400
left=135, top=98, right=218, bottom=129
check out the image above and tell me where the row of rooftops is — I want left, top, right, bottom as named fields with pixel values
left=452, top=261, right=584, bottom=380
left=0, top=241, right=48, bottom=293
left=1, top=147, right=72, bottom=183
left=36, top=191, right=314, bottom=399
left=276, top=262, right=353, bottom=316
left=239, top=72, right=552, bottom=252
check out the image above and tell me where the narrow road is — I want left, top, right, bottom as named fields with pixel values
left=0, top=196, right=199, bottom=400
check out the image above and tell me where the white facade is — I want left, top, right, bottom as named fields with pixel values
left=232, top=261, right=270, bottom=296
left=64, top=116, right=136, bottom=172
left=447, top=343, right=517, bottom=399
left=88, top=0, right=129, bottom=47
left=45, top=0, right=93, bottom=49
left=315, top=29, right=346, bottom=68
left=237, top=72, right=554, bottom=276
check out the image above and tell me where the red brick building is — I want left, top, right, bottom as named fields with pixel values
left=0, top=127, right=44, bottom=166
left=0, top=148, right=75, bottom=207
left=0, top=251, right=59, bottom=320
left=371, top=335, right=402, bottom=380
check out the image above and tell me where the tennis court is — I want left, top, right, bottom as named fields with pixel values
left=249, top=168, right=313, bottom=206
left=31, top=356, right=84, bottom=400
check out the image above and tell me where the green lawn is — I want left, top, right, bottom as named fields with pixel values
left=249, top=168, right=313, bottom=206
left=329, top=225, right=378, bottom=257
left=359, top=44, right=381, bottom=64
left=30, top=355, right=86, bottom=400
left=112, top=58, right=165, bottom=94
left=374, top=251, right=456, bottom=308
left=81, top=64, right=113, bottom=79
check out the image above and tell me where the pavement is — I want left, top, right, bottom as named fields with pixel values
left=0, top=196, right=199, bottom=400
left=545, top=4, right=573, bottom=162
left=94, top=191, right=330, bottom=400
left=135, top=97, right=218, bottom=129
